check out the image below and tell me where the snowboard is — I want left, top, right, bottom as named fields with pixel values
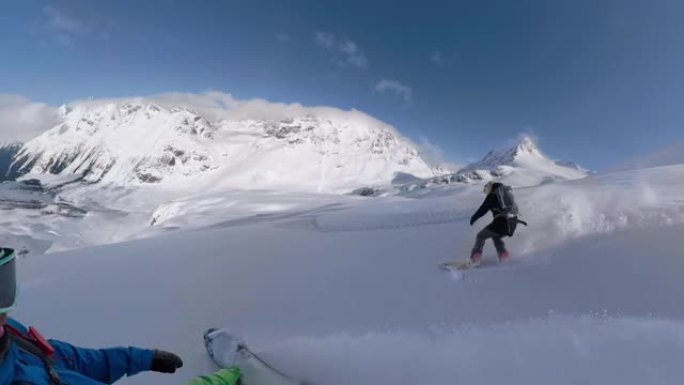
left=439, top=259, right=478, bottom=271
left=439, top=258, right=503, bottom=271
left=203, top=328, right=305, bottom=385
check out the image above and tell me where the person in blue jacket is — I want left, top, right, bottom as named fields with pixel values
left=0, top=247, right=184, bottom=384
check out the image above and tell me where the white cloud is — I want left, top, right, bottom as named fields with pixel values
left=0, top=95, right=60, bottom=143
left=44, top=6, right=88, bottom=35
left=54, top=34, right=75, bottom=47
left=507, top=131, right=540, bottom=149
left=314, top=32, right=335, bottom=49
left=431, top=51, right=444, bottom=66
left=374, top=80, right=413, bottom=105
left=277, top=33, right=293, bottom=43
left=40, top=6, right=114, bottom=46
left=314, top=32, right=368, bottom=68
left=66, top=92, right=402, bottom=138
left=40, top=6, right=89, bottom=46
left=416, top=136, right=460, bottom=171
left=2, top=91, right=440, bottom=149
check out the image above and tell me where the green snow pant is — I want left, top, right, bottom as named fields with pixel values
left=186, top=367, right=242, bottom=385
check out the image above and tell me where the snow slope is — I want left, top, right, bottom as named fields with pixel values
left=12, top=102, right=436, bottom=193
left=9, top=163, right=684, bottom=385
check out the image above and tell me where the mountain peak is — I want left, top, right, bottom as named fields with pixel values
left=472, top=137, right=544, bottom=169
left=437, top=135, right=588, bottom=187
left=58, top=104, right=69, bottom=117
left=515, top=136, right=540, bottom=155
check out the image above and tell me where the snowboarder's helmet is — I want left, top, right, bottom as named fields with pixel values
left=483, top=181, right=495, bottom=195
left=0, top=248, right=17, bottom=314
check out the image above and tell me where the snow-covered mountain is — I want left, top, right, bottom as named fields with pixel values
left=429, top=136, right=589, bottom=188
left=11, top=102, right=437, bottom=193
left=354, top=136, right=590, bottom=197
left=0, top=142, right=22, bottom=181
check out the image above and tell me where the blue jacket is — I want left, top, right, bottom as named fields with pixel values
left=0, top=318, right=154, bottom=384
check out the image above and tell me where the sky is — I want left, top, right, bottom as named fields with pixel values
left=1, top=0, right=683, bottom=170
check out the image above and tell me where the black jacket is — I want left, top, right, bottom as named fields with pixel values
left=470, top=183, right=519, bottom=236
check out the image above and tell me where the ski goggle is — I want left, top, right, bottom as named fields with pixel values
left=0, top=248, right=17, bottom=314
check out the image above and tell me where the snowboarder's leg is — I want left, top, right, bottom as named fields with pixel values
left=472, top=226, right=498, bottom=253
left=493, top=235, right=509, bottom=261
left=471, top=227, right=496, bottom=265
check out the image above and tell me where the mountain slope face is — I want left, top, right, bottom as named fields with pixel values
left=0, top=142, right=23, bottom=181
left=11, top=103, right=436, bottom=193
left=427, top=137, right=589, bottom=188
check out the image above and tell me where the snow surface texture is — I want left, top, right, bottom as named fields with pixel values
left=6, top=162, right=684, bottom=385
left=13, top=102, right=436, bottom=193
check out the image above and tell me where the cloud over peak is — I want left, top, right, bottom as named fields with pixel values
left=0, top=95, right=60, bottom=143
left=0, top=91, right=410, bottom=143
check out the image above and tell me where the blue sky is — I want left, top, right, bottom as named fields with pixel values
left=1, top=0, right=683, bottom=169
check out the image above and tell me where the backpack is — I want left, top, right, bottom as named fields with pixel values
left=495, top=185, right=518, bottom=216
left=494, top=185, right=525, bottom=236
left=5, top=325, right=62, bottom=385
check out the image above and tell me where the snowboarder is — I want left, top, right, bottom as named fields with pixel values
left=465, top=181, right=525, bottom=268
left=0, top=246, right=185, bottom=385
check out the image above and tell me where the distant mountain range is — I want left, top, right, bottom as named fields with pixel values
left=3, top=99, right=589, bottom=196
left=354, top=136, right=590, bottom=196
left=9, top=102, right=440, bottom=193
left=445, top=136, right=589, bottom=186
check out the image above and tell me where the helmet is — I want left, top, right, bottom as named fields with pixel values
left=483, top=181, right=495, bottom=195
left=0, top=248, right=16, bottom=314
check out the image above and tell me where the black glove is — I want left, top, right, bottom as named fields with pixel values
left=469, top=216, right=476, bottom=226
left=151, top=349, right=183, bottom=373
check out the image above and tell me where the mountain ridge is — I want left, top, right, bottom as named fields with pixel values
left=11, top=101, right=438, bottom=193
